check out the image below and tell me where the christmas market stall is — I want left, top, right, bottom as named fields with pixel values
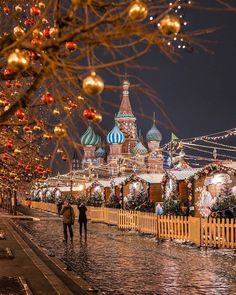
left=85, top=180, right=111, bottom=207
left=186, top=163, right=236, bottom=218
left=161, top=169, right=200, bottom=215
left=119, top=174, right=164, bottom=212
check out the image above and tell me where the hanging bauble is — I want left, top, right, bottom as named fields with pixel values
left=15, top=109, right=25, bottom=120
left=4, top=68, right=13, bottom=76
left=15, top=5, right=22, bottom=13
left=68, top=101, right=77, bottom=108
left=7, top=49, right=30, bottom=72
left=43, top=28, right=50, bottom=38
left=53, top=108, right=60, bottom=116
left=5, top=140, right=13, bottom=149
left=42, top=18, right=48, bottom=24
left=25, top=165, right=31, bottom=172
left=92, top=112, right=102, bottom=123
left=83, top=107, right=96, bottom=120
left=31, top=51, right=41, bottom=60
left=49, top=27, right=59, bottom=38
left=24, top=19, right=34, bottom=26
left=4, top=105, right=10, bottom=112
left=62, top=155, right=68, bottom=161
left=77, top=95, right=85, bottom=103
left=18, top=161, right=24, bottom=167
left=3, top=6, right=10, bottom=14
left=39, top=2, right=46, bottom=9
left=30, top=6, right=41, bottom=16
left=23, top=125, right=32, bottom=133
left=158, top=15, right=181, bottom=36
left=33, top=125, right=41, bottom=131
left=65, top=41, right=78, bottom=51
left=54, top=124, right=66, bottom=137
left=43, top=133, right=52, bottom=140
left=15, top=81, right=22, bottom=88
left=82, top=71, right=104, bottom=95
left=5, top=81, right=12, bottom=88
left=13, top=148, right=21, bottom=154
left=3, top=153, right=9, bottom=161
left=42, top=93, right=54, bottom=105
left=31, top=38, right=43, bottom=46
left=32, top=29, right=43, bottom=39
left=13, top=26, right=25, bottom=39
left=63, top=106, right=71, bottom=113
left=128, top=0, right=148, bottom=22
left=71, top=0, right=91, bottom=6
left=57, top=148, right=64, bottom=154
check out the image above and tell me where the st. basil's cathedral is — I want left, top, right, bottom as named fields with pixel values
left=76, top=79, right=163, bottom=176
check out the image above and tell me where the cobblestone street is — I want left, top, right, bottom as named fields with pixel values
left=15, top=209, right=236, bottom=295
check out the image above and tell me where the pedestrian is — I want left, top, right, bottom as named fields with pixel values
left=155, top=203, right=163, bottom=215
left=78, top=202, right=87, bottom=239
left=56, top=199, right=63, bottom=216
left=26, top=198, right=32, bottom=209
left=60, top=200, right=75, bottom=243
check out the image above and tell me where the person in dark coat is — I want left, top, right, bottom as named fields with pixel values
left=60, top=200, right=75, bottom=243
left=78, top=203, right=87, bottom=238
left=56, top=199, right=63, bottom=216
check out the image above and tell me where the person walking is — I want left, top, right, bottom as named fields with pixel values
left=60, top=200, right=75, bottom=243
left=78, top=202, right=87, bottom=239
left=56, top=199, right=63, bottom=216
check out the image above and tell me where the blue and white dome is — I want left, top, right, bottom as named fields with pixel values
left=107, top=124, right=125, bottom=144
left=81, top=126, right=100, bottom=146
left=133, top=142, right=148, bottom=155
left=146, top=122, right=162, bottom=142
left=95, top=147, right=106, bottom=158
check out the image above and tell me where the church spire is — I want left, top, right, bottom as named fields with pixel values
left=117, top=78, right=133, bottom=117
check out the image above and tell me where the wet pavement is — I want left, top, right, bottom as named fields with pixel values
left=15, top=209, right=236, bottom=295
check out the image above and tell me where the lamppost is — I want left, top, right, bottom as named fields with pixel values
left=70, top=170, right=75, bottom=199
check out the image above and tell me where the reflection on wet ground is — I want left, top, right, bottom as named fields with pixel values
left=16, top=209, right=236, bottom=295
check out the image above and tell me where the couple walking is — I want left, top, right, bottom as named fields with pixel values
left=60, top=200, right=87, bottom=242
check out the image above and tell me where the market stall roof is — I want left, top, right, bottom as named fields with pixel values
left=113, top=176, right=127, bottom=186
left=223, top=161, right=236, bottom=170
left=138, top=173, right=164, bottom=184
left=168, top=169, right=201, bottom=181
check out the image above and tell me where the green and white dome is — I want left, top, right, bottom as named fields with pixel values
left=81, top=126, right=99, bottom=146
left=146, top=122, right=162, bottom=142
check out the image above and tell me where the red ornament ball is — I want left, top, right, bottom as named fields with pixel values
left=15, top=109, right=25, bottom=120
left=41, top=93, right=54, bottom=105
left=83, top=107, right=96, bottom=120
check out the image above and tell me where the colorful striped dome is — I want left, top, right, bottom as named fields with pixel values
left=81, top=126, right=99, bottom=146
left=146, top=123, right=162, bottom=142
left=107, top=124, right=125, bottom=144
left=133, top=142, right=148, bottom=155
left=95, top=147, right=106, bottom=158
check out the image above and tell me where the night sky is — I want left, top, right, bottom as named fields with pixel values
left=124, top=2, right=236, bottom=144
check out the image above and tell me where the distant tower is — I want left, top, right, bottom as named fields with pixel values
left=80, top=126, right=100, bottom=168
left=72, top=149, right=79, bottom=170
left=115, top=78, right=138, bottom=155
left=146, top=113, right=163, bottom=172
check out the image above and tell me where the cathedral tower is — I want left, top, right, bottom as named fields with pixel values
left=115, top=79, right=138, bottom=155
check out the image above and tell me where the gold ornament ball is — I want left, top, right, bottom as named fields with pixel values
left=53, top=108, right=60, bottom=116
left=57, top=148, right=64, bottom=154
left=14, top=148, right=21, bottom=154
left=13, top=26, right=25, bottom=39
left=39, top=2, right=46, bottom=9
left=92, top=112, right=102, bottom=124
left=128, top=0, right=148, bottom=22
left=83, top=71, right=104, bottom=95
left=158, top=15, right=181, bottom=36
left=32, top=29, right=43, bottom=39
left=8, top=49, right=30, bottom=72
left=63, top=106, right=71, bottom=113
left=49, top=27, right=59, bottom=38
left=54, top=124, right=66, bottom=137
left=77, top=95, right=85, bottom=103
left=15, top=5, right=22, bottom=13
left=33, top=125, right=41, bottom=131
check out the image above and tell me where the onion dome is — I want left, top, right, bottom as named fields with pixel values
left=107, top=124, right=125, bottom=144
left=133, top=142, right=148, bottom=155
left=81, top=126, right=99, bottom=146
left=95, top=147, right=106, bottom=158
left=146, top=122, right=162, bottom=142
